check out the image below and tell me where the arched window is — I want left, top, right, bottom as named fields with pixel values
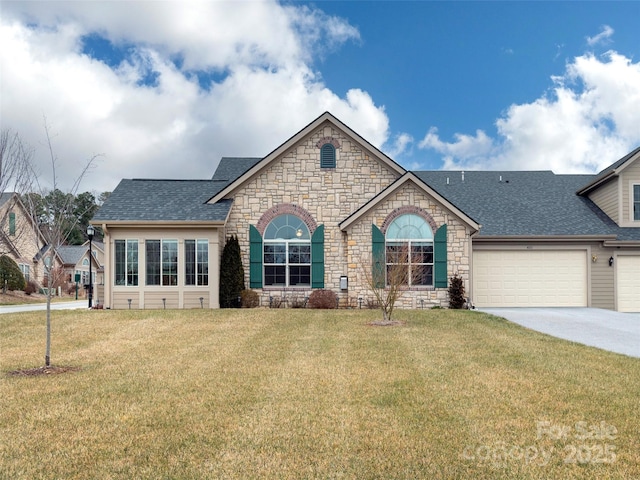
left=320, top=143, right=336, bottom=168
left=385, top=214, right=434, bottom=286
left=263, top=214, right=311, bottom=286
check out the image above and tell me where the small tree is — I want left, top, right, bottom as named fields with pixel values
left=0, top=255, right=26, bottom=292
left=219, top=235, right=245, bottom=308
left=362, top=244, right=409, bottom=324
left=448, top=274, right=466, bottom=309
left=21, top=119, right=100, bottom=367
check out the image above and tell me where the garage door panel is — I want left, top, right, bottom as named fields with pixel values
left=473, top=250, right=588, bottom=308
left=617, top=256, right=640, bottom=313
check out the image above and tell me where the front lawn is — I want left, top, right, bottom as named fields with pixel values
left=1, top=309, right=638, bottom=479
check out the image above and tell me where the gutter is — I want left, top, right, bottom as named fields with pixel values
left=472, top=235, right=618, bottom=243
left=603, top=240, right=640, bottom=247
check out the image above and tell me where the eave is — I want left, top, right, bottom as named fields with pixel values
left=91, top=220, right=227, bottom=228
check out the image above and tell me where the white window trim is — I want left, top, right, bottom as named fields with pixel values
left=632, top=182, right=640, bottom=223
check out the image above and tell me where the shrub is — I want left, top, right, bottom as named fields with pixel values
left=290, top=296, right=307, bottom=308
left=308, top=289, right=338, bottom=309
left=269, top=296, right=283, bottom=308
left=24, top=280, right=38, bottom=295
left=0, top=255, right=26, bottom=291
left=240, top=289, right=259, bottom=308
left=219, top=235, right=245, bottom=308
left=448, top=274, right=466, bottom=309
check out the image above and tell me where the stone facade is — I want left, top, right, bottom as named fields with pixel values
left=222, top=120, right=473, bottom=308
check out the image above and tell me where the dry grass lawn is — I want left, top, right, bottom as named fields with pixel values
left=1, top=308, right=638, bottom=479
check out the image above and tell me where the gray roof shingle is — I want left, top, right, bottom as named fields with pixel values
left=414, top=170, right=635, bottom=238
left=92, top=179, right=232, bottom=222
left=57, top=245, right=86, bottom=265
left=211, top=157, right=262, bottom=181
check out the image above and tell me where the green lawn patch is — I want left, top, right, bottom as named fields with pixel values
left=1, top=309, right=638, bottom=479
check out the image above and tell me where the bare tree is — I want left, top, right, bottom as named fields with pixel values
left=362, top=243, right=410, bottom=324
left=21, top=120, right=100, bottom=367
left=0, top=129, right=35, bottom=258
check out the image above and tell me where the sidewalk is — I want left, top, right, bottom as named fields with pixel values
left=0, top=300, right=88, bottom=314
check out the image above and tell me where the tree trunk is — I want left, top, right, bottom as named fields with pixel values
left=45, top=291, right=51, bottom=366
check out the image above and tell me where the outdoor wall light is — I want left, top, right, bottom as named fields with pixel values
left=592, top=255, right=598, bottom=263
left=609, top=256, right=614, bottom=267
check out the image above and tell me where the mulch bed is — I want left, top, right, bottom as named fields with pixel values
left=8, top=365, right=82, bottom=377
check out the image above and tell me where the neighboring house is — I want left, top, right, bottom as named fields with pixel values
left=0, top=192, right=50, bottom=285
left=57, top=244, right=101, bottom=289
left=92, top=112, right=640, bottom=312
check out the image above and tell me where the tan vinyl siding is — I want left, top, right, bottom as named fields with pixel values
left=145, top=291, right=179, bottom=309
left=588, top=178, right=619, bottom=224
left=589, top=243, right=615, bottom=310
left=621, top=160, right=640, bottom=223
left=184, top=291, right=210, bottom=309
left=113, top=291, right=139, bottom=310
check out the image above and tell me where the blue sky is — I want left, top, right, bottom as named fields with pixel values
left=1, top=1, right=639, bottom=192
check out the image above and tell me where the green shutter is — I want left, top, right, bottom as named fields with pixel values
left=311, top=224, right=325, bottom=288
left=372, top=224, right=385, bottom=288
left=434, top=224, right=447, bottom=288
left=249, top=225, right=263, bottom=288
left=9, top=212, right=16, bottom=235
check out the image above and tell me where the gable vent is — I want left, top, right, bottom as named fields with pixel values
left=320, top=144, right=336, bottom=168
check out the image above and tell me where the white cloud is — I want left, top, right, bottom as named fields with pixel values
left=587, top=25, right=614, bottom=47
left=385, top=132, right=414, bottom=158
left=0, top=1, right=382, bottom=193
left=418, top=51, right=640, bottom=173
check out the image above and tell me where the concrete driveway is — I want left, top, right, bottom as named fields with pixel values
left=479, top=308, right=640, bottom=358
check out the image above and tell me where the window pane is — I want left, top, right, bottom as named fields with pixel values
left=289, top=244, right=311, bottom=264
left=387, top=264, right=408, bottom=286
left=386, top=214, right=433, bottom=240
left=197, top=239, right=208, bottom=286
left=411, top=242, right=433, bottom=264
left=146, top=240, right=160, bottom=285
left=185, top=240, right=195, bottom=285
left=386, top=242, right=408, bottom=264
left=634, top=185, right=640, bottom=221
left=264, top=243, right=286, bottom=264
left=264, top=265, right=286, bottom=286
left=162, top=240, right=178, bottom=286
left=289, top=266, right=311, bottom=286
left=115, top=240, right=125, bottom=285
left=127, top=240, right=138, bottom=286
left=412, top=264, right=433, bottom=286
left=264, top=214, right=310, bottom=240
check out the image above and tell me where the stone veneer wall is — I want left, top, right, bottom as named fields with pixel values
left=344, top=182, right=472, bottom=309
left=223, top=121, right=472, bottom=308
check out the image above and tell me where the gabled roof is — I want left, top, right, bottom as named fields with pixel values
left=340, top=172, right=480, bottom=232
left=207, top=111, right=406, bottom=204
left=92, top=179, right=232, bottom=223
left=577, top=146, right=640, bottom=195
left=57, top=245, right=87, bottom=266
left=415, top=170, right=620, bottom=238
left=0, top=192, right=17, bottom=208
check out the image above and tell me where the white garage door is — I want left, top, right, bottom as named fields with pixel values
left=617, top=256, right=640, bottom=313
left=473, top=250, right=588, bottom=307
